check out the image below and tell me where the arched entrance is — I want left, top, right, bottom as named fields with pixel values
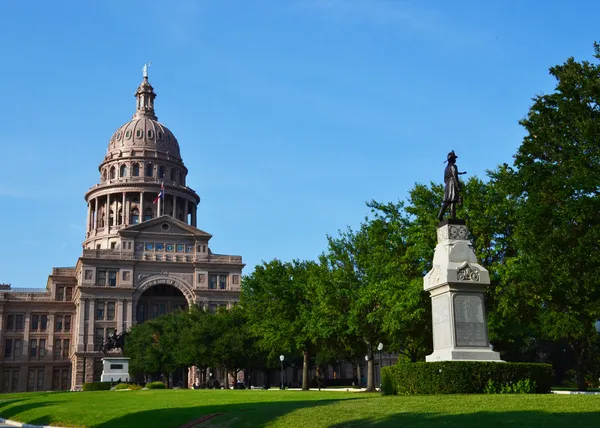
left=136, top=284, right=188, bottom=323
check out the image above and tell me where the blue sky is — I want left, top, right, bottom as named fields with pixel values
left=1, top=0, right=599, bottom=288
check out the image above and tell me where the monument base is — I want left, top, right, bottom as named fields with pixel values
left=100, top=357, right=130, bottom=382
left=426, top=347, right=502, bottom=362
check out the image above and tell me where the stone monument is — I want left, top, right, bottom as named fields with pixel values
left=423, top=150, right=501, bottom=362
left=100, top=357, right=131, bottom=382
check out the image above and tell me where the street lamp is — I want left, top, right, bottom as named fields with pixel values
left=364, top=354, right=369, bottom=388
left=279, top=355, right=285, bottom=389
left=377, top=342, right=384, bottom=391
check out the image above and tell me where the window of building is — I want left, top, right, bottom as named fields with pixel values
left=14, top=339, right=22, bottom=357
left=146, top=163, right=153, bottom=177
left=15, top=314, right=24, bottom=331
left=4, top=339, right=12, bottom=358
left=30, top=339, right=37, bottom=358
left=64, top=315, right=71, bottom=332
left=132, top=163, right=140, bottom=177
left=6, top=314, right=14, bottom=330
left=55, top=315, right=63, bottom=332
left=136, top=129, right=143, bottom=138
left=54, top=339, right=63, bottom=358
left=107, top=302, right=115, bottom=320
left=96, top=270, right=106, bottom=286
left=96, top=302, right=105, bottom=320
left=158, top=131, right=164, bottom=140
left=95, top=328, right=105, bottom=351
left=41, top=315, right=48, bottom=331
left=52, top=370, right=60, bottom=390
left=144, top=208, right=153, bottom=221
left=85, top=269, right=93, bottom=280
left=232, top=275, right=239, bottom=285
left=110, top=166, right=116, bottom=180
left=39, top=339, right=46, bottom=357
left=122, top=271, right=131, bottom=281
left=130, top=208, right=139, bottom=224
left=110, top=242, right=116, bottom=250
left=209, top=275, right=217, bottom=290
left=147, top=130, right=154, bottom=139
left=120, top=164, right=128, bottom=177
left=62, top=339, right=70, bottom=358
left=57, top=287, right=65, bottom=301
left=219, top=275, right=227, bottom=290
left=61, top=369, right=69, bottom=390
left=31, top=315, right=39, bottom=331
left=108, top=271, right=117, bottom=286
left=158, top=165, right=165, bottom=178
left=65, top=287, right=72, bottom=301
left=27, top=369, right=35, bottom=391
left=170, top=168, right=176, bottom=181
left=125, top=130, right=132, bottom=139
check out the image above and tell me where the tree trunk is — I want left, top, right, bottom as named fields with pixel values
left=302, top=348, right=310, bottom=390
left=356, top=363, right=362, bottom=387
left=366, top=357, right=375, bottom=392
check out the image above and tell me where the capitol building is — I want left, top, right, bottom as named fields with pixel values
left=0, top=72, right=244, bottom=392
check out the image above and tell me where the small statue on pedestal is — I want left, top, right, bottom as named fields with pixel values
left=437, top=150, right=467, bottom=221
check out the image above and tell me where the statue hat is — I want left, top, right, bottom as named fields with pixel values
left=444, top=150, right=458, bottom=163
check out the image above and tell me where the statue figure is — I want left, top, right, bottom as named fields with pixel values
left=142, top=61, right=152, bottom=78
left=100, top=328, right=127, bottom=355
left=437, top=150, right=467, bottom=221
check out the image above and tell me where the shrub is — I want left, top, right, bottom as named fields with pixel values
left=381, top=361, right=553, bottom=395
left=114, top=383, right=143, bottom=391
left=82, top=382, right=112, bottom=391
left=146, top=381, right=166, bottom=389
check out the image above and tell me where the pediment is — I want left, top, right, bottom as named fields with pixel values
left=119, top=215, right=212, bottom=239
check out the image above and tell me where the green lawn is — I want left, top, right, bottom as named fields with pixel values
left=0, top=390, right=599, bottom=428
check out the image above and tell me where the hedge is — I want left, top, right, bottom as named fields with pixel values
left=82, top=381, right=112, bottom=391
left=146, top=381, right=166, bottom=389
left=381, top=361, right=553, bottom=395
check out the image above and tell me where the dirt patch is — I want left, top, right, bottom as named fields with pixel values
left=179, top=413, right=224, bottom=427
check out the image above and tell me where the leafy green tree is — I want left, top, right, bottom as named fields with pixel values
left=241, top=259, right=322, bottom=390
left=502, top=43, right=600, bottom=389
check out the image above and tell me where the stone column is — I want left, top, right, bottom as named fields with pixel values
left=126, top=299, right=133, bottom=330
left=76, top=302, right=86, bottom=352
left=191, top=203, right=196, bottom=226
left=87, top=300, right=95, bottom=352
left=423, top=219, right=501, bottom=362
left=23, top=313, right=31, bottom=357
left=122, top=192, right=126, bottom=225
left=116, top=300, right=123, bottom=333
left=184, top=199, right=189, bottom=223
left=93, top=198, right=98, bottom=229
left=125, top=194, right=130, bottom=226
left=140, top=191, right=145, bottom=222
left=87, top=202, right=92, bottom=231
left=173, top=195, right=178, bottom=218
left=107, top=194, right=111, bottom=228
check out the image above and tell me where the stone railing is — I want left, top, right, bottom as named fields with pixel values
left=82, top=249, right=242, bottom=264
left=52, top=267, right=76, bottom=276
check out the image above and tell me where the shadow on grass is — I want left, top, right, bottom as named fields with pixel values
left=328, top=411, right=600, bottom=428
left=92, top=397, right=358, bottom=428
left=0, top=398, right=59, bottom=427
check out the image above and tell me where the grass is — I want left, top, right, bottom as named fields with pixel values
left=0, top=390, right=599, bottom=428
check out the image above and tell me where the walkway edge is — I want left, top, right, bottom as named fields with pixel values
left=0, top=417, right=66, bottom=428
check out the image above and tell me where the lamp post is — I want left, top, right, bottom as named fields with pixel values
left=364, top=355, right=369, bottom=387
left=279, top=355, right=285, bottom=389
left=377, top=342, right=384, bottom=391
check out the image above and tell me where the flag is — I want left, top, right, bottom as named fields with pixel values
left=153, top=181, right=164, bottom=204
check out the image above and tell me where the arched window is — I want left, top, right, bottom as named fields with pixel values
left=109, top=210, right=114, bottom=226
left=144, top=208, right=153, bottom=222
left=179, top=171, right=184, bottom=184
left=132, top=163, right=140, bottom=177
left=120, top=164, right=128, bottom=178
left=158, top=165, right=165, bottom=178
left=109, top=167, right=116, bottom=180
left=130, top=208, right=139, bottom=225
left=102, top=169, right=107, bottom=182
left=170, top=168, right=177, bottom=182
left=117, top=209, right=123, bottom=225
left=146, top=163, right=153, bottom=177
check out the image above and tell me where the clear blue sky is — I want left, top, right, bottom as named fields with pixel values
left=1, top=0, right=599, bottom=288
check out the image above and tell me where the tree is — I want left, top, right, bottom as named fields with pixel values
left=241, top=259, right=322, bottom=390
left=503, top=43, right=600, bottom=389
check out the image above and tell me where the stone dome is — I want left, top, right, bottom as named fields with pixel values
left=105, top=75, right=181, bottom=159
left=107, top=118, right=181, bottom=158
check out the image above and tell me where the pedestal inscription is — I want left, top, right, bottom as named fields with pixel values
left=454, top=294, right=487, bottom=347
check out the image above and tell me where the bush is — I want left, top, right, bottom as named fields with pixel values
left=146, top=381, right=166, bottom=389
left=82, top=382, right=112, bottom=391
left=381, top=361, right=553, bottom=395
left=114, top=383, right=143, bottom=391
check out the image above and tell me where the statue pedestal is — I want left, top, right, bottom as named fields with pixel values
left=423, top=220, right=501, bottom=362
left=101, top=357, right=131, bottom=382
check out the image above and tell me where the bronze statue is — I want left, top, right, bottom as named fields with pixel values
left=100, top=328, right=127, bottom=355
left=437, top=150, right=467, bottom=221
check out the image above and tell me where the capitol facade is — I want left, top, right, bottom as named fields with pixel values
left=0, top=73, right=244, bottom=392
